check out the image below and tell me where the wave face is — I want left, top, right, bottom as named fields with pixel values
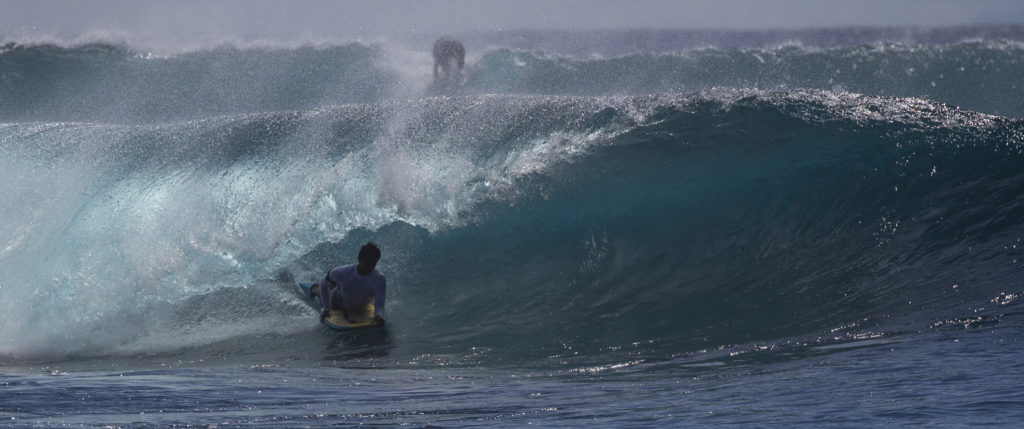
left=2, top=27, right=1024, bottom=367
left=2, top=90, right=1022, bottom=366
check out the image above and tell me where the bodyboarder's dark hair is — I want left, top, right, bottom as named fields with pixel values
left=359, top=242, right=381, bottom=262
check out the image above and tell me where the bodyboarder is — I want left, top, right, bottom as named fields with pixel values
left=309, top=242, right=387, bottom=326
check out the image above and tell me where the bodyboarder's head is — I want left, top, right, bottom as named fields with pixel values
left=357, top=242, right=381, bottom=272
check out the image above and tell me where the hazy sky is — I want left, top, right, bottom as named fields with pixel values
left=4, top=0, right=1024, bottom=44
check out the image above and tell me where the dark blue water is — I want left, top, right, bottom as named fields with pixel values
left=2, top=27, right=1024, bottom=427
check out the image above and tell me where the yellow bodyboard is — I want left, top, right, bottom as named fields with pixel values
left=323, top=303, right=377, bottom=330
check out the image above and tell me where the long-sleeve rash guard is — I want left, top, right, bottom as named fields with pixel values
left=319, top=264, right=387, bottom=319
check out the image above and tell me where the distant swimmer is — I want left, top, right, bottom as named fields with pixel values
left=432, top=37, right=465, bottom=85
left=309, top=242, right=387, bottom=326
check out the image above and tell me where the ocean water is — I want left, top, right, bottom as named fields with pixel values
left=2, top=27, right=1024, bottom=427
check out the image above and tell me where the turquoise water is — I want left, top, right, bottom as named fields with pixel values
left=2, top=27, right=1023, bottom=427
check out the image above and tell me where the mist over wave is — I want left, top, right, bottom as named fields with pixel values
left=3, top=26, right=1024, bottom=124
left=0, top=41, right=399, bottom=123
left=471, top=39, right=1024, bottom=118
